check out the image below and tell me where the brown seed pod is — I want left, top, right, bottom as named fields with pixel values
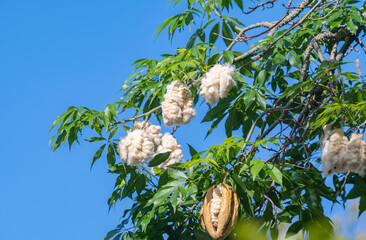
left=200, top=183, right=239, bottom=240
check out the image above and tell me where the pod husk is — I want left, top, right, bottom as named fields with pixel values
left=200, top=183, right=239, bottom=240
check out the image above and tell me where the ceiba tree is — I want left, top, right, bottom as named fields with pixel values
left=50, top=0, right=366, bottom=239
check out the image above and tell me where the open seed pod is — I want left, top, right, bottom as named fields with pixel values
left=200, top=183, right=239, bottom=240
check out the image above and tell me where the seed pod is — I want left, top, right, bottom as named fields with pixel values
left=200, top=183, right=239, bottom=240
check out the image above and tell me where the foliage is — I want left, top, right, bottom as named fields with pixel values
left=50, top=0, right=366, bottom=239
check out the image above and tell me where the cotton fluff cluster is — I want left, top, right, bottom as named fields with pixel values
left=200, top=63, right=235, bottom=105
left=117, top=129, right=155, bottom=165
left=132, top=121, right=162, bottom=147
left=153, top=133, right=183, bottom=172
left=321, top=127, right=348, bottom=176
left=321, top=125, right=366, bottom=176
left=210, top=183, right=222, bottom=229
left=162, top=80, right=196, bottom=126
left=344, top=133, right=366, bottom=176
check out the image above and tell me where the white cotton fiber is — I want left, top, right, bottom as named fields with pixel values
left=162, top=80, right=196, bottom=126
left=117, top=129, right=155, bottom=165
left=132, top=121, right=163, bottom=147
left=210, top=183, right=222, bottom=229
left=321, top=127, right=348, bottom=176
left=153, top=133, right=183, bottom=172
left=200, top=63, right=235, bottom=105
left=345, top=133, right=366, bottom=176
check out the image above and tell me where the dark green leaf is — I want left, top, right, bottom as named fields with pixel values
left=286, top=221, right=303, bottom=238
left=197, top=28, right=205, bottom=42
left=255, top=91, right=266, bottom=110
left=135, top=174, right=146, bottom=194
left=209, top=22, right=220, bottom=44
left=107, top=144, right=116, bottom=168
left=103, top=229, right=120, bottom=240
left=148, top=152, right=171, bottom=167
left=193, top=230, right=211, bottom=240
left=91, top=144, right=106, bottom=169
left=222, top=22, right=233, bottom=46
left=359, top=195, right=366, bottom=217
left=187, top=144, right=198, bottom=157
left=234, top=0, right=243, bottom=10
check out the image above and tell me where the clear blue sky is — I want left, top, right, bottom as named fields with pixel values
left=0, top=1, right=365, bottom=239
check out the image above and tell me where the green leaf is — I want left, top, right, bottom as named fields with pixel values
left=209, top=22, right=220, bottom=44
left=85, top=137, right=106, bottom=142
left=102, top=113, right=110, bottom=131
left=67, top=126, right=78, bottom=149
left=193, top=230, right=211, bottom=240
left=250, top=159, right=264, bottom=181
left=148, top=152, right=171, bottom=167
left=350, top=11, right=363, bottom=23
left=169, top=170, right=188, bottom=180
left=256, top=69, right=267, bottom=86
left=197, top=28, right=205, bottom=42
left=49, top=111, right=71, bottom=132
left=116, top=101, right=142, bottom=112
left=234, top=0, right=243, bottom=10
left=107, top=144, right=116, bottom=168
left=170, top=190, right=179, bottom=213
left=105, top=103, right=118, bottom=118
left=286, top=221, right=303, bottom=238
left=135, top=174, right=146, bottom=194
left=148, top=185, right=176, bottom=207
left=255, top=91, right=266, bottom=110
left=244, top=89, right=255, bottom=110
left=288, top=51, right=302, bottom=69
left=187, top=144, right=198, bottom=157
left=91, top=144, right=106, bottom=169
left=154, top=15, right=176, bottom=37
left=191, top=46, right=199, bottom=58
left=231, top=173, right=246, bottom=192
left=108, top=127, right=119, bottom=141
left=359, top=195, right=366, bottom=217
left=348, top=19, right=358, bottom=34
left=103, top=229, right=120, bottom=240
left=233, top=71, right=245, bottom=83
left=201, top=97, right=231, bottom=122
left=222, top=22, right=233, bottom=46
left=267, top=164, right=283, bottom=186
left=328, top=10, right=343, bottom=21
left=223, top=50, right=234, bottom=64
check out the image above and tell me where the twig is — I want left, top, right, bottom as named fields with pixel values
left=309, top=0, right=339, bottom=21
left=113, top=106, right=162, bottom=126
left=264, top=194, right=278, bottom=227
left=243, top=0, right=277, bottom=14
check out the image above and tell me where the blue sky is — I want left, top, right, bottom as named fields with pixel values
left=0, top=1, right=365, bottom=239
